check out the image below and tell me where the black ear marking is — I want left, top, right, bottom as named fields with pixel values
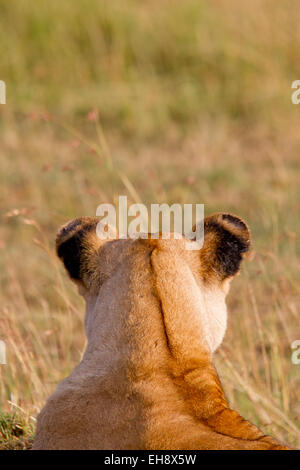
left=215, top=223, right=249, bottom=277
left=221, top=213, right=248, bottom=231
left=56, top=217, right=99, bottom=282
left=57, top=231, right=83, bottom=280
left=203, top=213, right=251, bottom=280
left=59, top=218, right=83, bottom=238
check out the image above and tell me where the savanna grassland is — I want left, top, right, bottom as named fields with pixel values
left=0, top=0, right=299, bottom=449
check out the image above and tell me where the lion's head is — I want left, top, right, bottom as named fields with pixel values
left=56, top=213, right=250, bottom=356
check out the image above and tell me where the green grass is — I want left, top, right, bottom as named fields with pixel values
left=0, top=0, right=299, bottom=449
left=1, top=0, right=300, bottom=137
left=0, top=411, right=34, bottom=450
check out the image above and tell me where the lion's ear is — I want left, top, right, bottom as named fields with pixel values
left=56, top=217, right=102, bottom=285
left=199, top=213, right=251, bottom=281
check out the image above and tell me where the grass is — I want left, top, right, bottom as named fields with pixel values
left=0, top=411, right=34, bottom=450
left=0, top=0, right=299, bottom=449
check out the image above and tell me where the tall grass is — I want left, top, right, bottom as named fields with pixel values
left=1, top=0, right=300, bottom=136
left=0, top=0, right=299, bottom=449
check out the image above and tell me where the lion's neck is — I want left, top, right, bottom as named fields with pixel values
left=198, top=287, right=227, bottom=352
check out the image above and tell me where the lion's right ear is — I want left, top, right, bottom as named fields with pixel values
left=198, top=213, right=251, bottom=282
left=56, top=217, right=102, bottom=285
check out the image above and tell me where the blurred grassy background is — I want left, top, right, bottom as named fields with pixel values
left=0, top=0, right=299, bottom=448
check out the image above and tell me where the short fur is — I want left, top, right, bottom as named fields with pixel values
left=33, top=213, right=289, bottom=450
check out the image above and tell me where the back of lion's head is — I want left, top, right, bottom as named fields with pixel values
left=55, top=213, right=250, bottom=356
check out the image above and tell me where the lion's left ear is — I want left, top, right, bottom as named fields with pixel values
left=56, top=217, right=103, bottom=286
left=198, top=213, right=251, bottom=281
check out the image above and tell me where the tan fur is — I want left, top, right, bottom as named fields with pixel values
left=33, top=214, right=290, bottom=450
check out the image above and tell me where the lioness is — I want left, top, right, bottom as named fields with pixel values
left=33, top=213, right=289, bottom=450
